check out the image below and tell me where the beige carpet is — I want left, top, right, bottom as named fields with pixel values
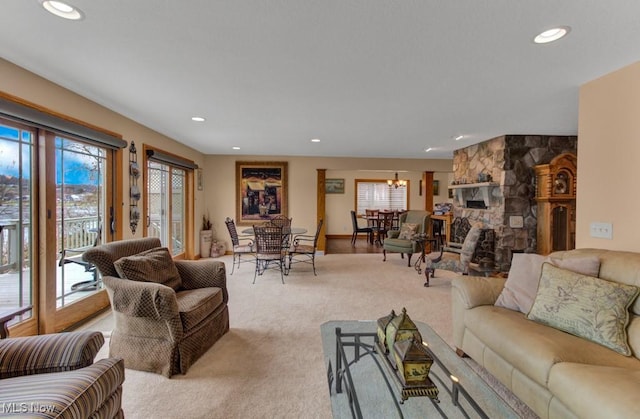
left=82, top=253, right=533, bottom=419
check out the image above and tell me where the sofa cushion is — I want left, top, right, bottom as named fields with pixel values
left=495, top=254, right=601, bottom=314
left=176, top=287, right=224, bottom=331
left=527, top=263, right=639, bottom=355
left=114, top=247, right=182, bottom=290
left=548, top=362, right=640, bottom=419
left=398, top=223, right=418, bottom=239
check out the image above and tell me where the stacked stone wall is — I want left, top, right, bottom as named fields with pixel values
left=452, top=135, right=577, bottom=271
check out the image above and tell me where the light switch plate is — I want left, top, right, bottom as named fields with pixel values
left=590, top=222, right=613, bottom=239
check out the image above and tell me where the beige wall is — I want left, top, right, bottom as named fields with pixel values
left=0, top=58, right=207, bottom=244
left=577, top=61, right=640, bottom=251
left=204, top=155, right=452, bottom=247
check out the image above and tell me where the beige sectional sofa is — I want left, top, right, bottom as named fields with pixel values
left=452, top=248, right=640, bottom=419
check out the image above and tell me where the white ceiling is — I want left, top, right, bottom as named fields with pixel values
left=2, top=1, right=640, bottom=159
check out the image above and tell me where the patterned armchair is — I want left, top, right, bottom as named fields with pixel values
left=83, top=237, right=229, bottom=377
left=382, top=210, right=431, bottom=266
left=0, top=331, right=124, bottom=418
left=425, top=226, right=493, bottom=283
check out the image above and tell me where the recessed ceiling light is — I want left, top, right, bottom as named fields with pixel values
left=425, top=147, right=433, bottom=153
left=40, top=1, right=84, bottom=20
left=191, top=116, right=205, bottom=122
left=454, top=135, right=464, bottom=141
left=232, top=146, right=241, bottom=150
left=534, top=26, right=571, bottom=44
left=310, top=138, right=321, bottom=143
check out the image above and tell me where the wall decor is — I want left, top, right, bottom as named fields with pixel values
left=325, top=178, right=345, bottom=194
left=129, top=141, right=140, bottom=234
left=433, top=180, right=440, bottom=196
left=197, top=168, right=203, bottom=191
left=236, top=161, right=288, bottom=225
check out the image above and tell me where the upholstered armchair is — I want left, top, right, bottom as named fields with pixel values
left=83, top=237, right=229, bottom=377
left=0, top=331, right=124, bottom=418
left=382, top=210, right=431, bottom=266
left=425, top=225, right=486, bottom=283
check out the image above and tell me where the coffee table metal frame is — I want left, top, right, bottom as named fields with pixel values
left=322, top=320, right=519, bottom=419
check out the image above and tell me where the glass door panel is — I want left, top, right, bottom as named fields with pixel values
left=55, top=136, right=106, bottom=308
left=171, top=168, right=185, bottom=255
left=0, top=122, right=35, bottom=327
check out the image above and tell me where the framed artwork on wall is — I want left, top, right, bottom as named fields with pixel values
left=236, top=161, right=288, bottom=225
left=325, top=178, right=345, bottom=194
left=433, top=180, right=440, bottom=196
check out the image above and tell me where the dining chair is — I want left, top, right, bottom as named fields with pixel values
left=287, top=219, right=323, bottom=275
left=350, top=210, right=373, bottom=246
left=375, top=211, right=395, bottom=245
left=365, top=209, right=379, bottom=228
left=268, top=215, right=293, bottom=248
left=253, top=224, right=287, bottom=283
left=224, top=217, right=255, bottom=274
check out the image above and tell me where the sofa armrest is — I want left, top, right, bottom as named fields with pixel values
left=103, top=276, right=180, bottom=320
left=451, top=275, right=506, bottom=309
left=0, top=331, right=104, bottom=379
left=175, top=259, right=228, bottom=303
left=0, top=358, right=125, bottom=419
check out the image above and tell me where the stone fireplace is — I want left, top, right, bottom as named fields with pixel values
left=451, top=135, right=577, bottom=271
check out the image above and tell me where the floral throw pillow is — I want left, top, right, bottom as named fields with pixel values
left=398, top=223, right=418, bottom=240
left=527, top=263, right=639, bottom=355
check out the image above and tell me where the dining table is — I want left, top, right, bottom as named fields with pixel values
left=240, top=227, right=308, bottom=236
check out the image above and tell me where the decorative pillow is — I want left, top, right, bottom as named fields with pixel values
left=114, top=247, right=182, bottom=290
left=527, top=263, right=639, bottom=356
left=495, top=253, right=547, bottom=312
left=547, top=256, right=601, bottom=278
left=398, top=223, right=418, bottom=240
left=495, top=254, right=602, bottom=313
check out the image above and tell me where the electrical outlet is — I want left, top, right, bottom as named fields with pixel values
left=590, top=222, right=613, bottom=239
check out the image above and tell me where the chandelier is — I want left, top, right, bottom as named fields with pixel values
left=387, top=172, right=407, bottom=189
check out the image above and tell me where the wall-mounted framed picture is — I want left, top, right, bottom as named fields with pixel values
left=197, top=168, right=203, bottom=191
left=325, top=178, right=345, bottom=194
left=236, top=161, right=288, bottom=225
left=433, top=180, right=440, bottom=196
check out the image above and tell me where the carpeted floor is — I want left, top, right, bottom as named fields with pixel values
left=82, top=253, right=536, bottom=419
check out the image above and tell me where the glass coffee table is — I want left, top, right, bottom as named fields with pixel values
left=321, top=320, right=519, bottom=419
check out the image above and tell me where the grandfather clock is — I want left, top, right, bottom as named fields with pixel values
left=534, top=153, right=577, bottom=255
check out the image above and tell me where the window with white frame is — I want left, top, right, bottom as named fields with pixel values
left=355, top=180, right=408, bottom=215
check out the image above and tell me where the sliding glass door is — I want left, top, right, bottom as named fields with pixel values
left=0, top=120, right=35, bottom=333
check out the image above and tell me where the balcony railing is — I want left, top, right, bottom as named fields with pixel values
left=0, top=216, right=100, bottom=273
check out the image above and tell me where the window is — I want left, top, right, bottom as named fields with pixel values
left=355, top=180, right=409, bottom=215
left=144, top=147, right=195, bottom=257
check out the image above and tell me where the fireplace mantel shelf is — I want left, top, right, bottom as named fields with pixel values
left=448, top=182, right=499, bottom=207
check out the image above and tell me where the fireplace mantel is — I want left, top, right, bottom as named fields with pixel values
left=449, top=182, right=499, bottom=207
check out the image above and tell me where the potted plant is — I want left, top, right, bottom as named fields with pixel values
left=200, top=214, right=214, bottom=258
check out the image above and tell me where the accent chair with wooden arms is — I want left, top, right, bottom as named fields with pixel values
left=424, top=225, right=485, bottom=283
left=83, top=237, right=229, bottom=377
left=382, top=210, right=430, bottom=266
